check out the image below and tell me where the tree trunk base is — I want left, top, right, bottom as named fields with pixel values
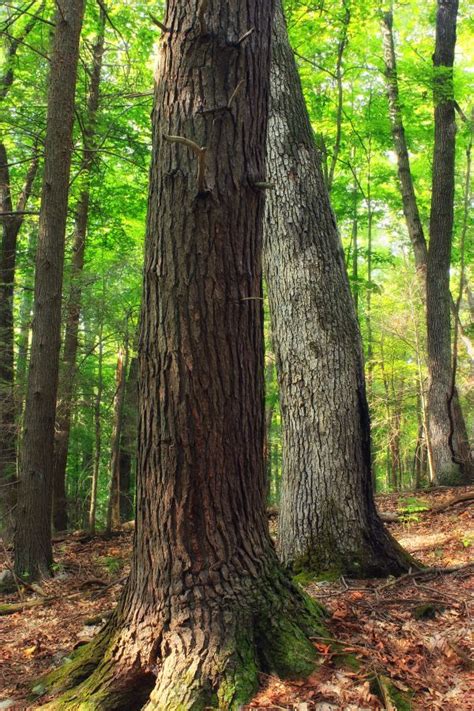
left=39, top=575, right=327, bottom=710
left=287, top=519, right=418, bottom=579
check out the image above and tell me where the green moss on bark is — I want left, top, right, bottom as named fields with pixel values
left=39, top=633, right=110, bottom=694
left=217, top=631, right=259, bottom=708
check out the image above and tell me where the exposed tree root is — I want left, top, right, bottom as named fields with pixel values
left=38, top=576, right=327, bottom=710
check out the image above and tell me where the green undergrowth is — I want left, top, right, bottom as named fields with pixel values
left=371, top=674, right=414, bottom=710
left=293, top=568, right=342, bottom=586
left=397, top=497, right=430, bottom=522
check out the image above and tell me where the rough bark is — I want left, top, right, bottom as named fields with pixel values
left=426, top=0, right=473, bottom=485
left=263, top=1, right=414, bottom=577
left=118, top=356, right=137, bottom=522
left=0, top=144, right=38, bottom=541
left=14, top=0, right=85, bottom=580
left=52, top=9, right=105, bottom=531
left=39, top=2, right=327, bottom=708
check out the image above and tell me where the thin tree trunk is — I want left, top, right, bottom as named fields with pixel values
left=381, top=11, right=428, bottom=273
left=389, top=382, right=404, bottom=491
left=327, top=1, right=350, bottom=192
left=118, top=356, right=137, bottom=522
left=88, top=323, right=103, bottom=535
left=426, top=0, right=473, bottom=484
left=106, top=344, right=128, bottom=532
left=15, top=229, right=36, bottom=420
left=0, top=3, right=42, bottom=543
left=0, top=145, right=38, bottom=541
left=42, top=2, right=328, bottom=706
left=351, top=192, right=359, bottom=317
left=14, top=0, right=85, bottom=580
left=365, top=148, right=374, bottom=391
left=381, top=4, right=473, bottom=485
left=414, top=396, right=424, bottom=491
left=52, top=10, right=106, bottom=531
left=263, top=1, right=413, bottom=577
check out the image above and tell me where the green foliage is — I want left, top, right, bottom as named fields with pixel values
left=2, top=0, right=472, bottom=526
left=98, top=555, right=123, bottom=575
left=396, top=497, right=430, bottom=522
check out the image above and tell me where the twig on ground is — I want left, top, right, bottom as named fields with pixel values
left=379, top=563, right=474, bottom=590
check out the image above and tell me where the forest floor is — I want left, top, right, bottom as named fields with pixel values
left=0, top=486, right=472, bottom=710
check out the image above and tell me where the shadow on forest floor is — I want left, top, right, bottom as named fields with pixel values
left=0, top=486, right=472, bottom=710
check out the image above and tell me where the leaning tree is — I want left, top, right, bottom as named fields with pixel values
left=263, top=1, right=414, bottom=577
left=40, top=1, right=326, bottom=708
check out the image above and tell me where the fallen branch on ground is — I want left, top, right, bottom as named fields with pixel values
left=0, top=597, right=54, bottom=616
left=379, top=562, right=474, bottom=590
left=378, top=491, right=474, bottom=523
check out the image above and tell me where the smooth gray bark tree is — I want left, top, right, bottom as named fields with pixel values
left=263, top=1, right=413, bottom=577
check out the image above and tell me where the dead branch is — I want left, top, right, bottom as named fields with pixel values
left=0, top=597, right=54, bottom=616
left=431, top=491, right=474, bottom=513
left=378, top=490, right=474, bottom=523
left=379, top=562, right=474, bottom=590
left=163, top=134, right=207, bottom=193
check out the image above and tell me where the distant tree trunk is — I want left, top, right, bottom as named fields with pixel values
left=0, top=145, right=38, bottom=542
left=351, top=192, right=359, bottom=317
left=264, top=346, right=276, bottom=499
left=381, top=11, right=428, bottom=274
left=43, top=2, right=328, bottom=706
left=327, top=0, right=350, bottom=192
left=426, top=0, right=473, bottom=485
left=88, top=325, right=103, bottom=534
left=414, top=398, right=425, bottom=491
left=118, top=356, right=137, bottom=522
left=389, top=386, right=403, bottom=491
left=15, top=230, right=36, bottom=419
left=263, top=1, right=413, bottom=577
left=52, top=10, right=106, bottom=531
left=14, top=0, right=85, bottom=580
left=106, top=345, right=127, bottom=532
left=365, top=150, right=374, bottom=391
left=382, top=4, right=473, bottom=486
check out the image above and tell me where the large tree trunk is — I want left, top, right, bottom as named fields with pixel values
left=14, top=0, right=85, bottom=580
left=118, top=355, right=138, bottom=522
left=0, top=145, right=38, bottom=542
left=40, top=2, right=327, bottom=707
left=263, top=1, right=413, bottom=578
left=52, top=11, right=106, bottom=531
left=426, top=0, right=473, bottom=485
